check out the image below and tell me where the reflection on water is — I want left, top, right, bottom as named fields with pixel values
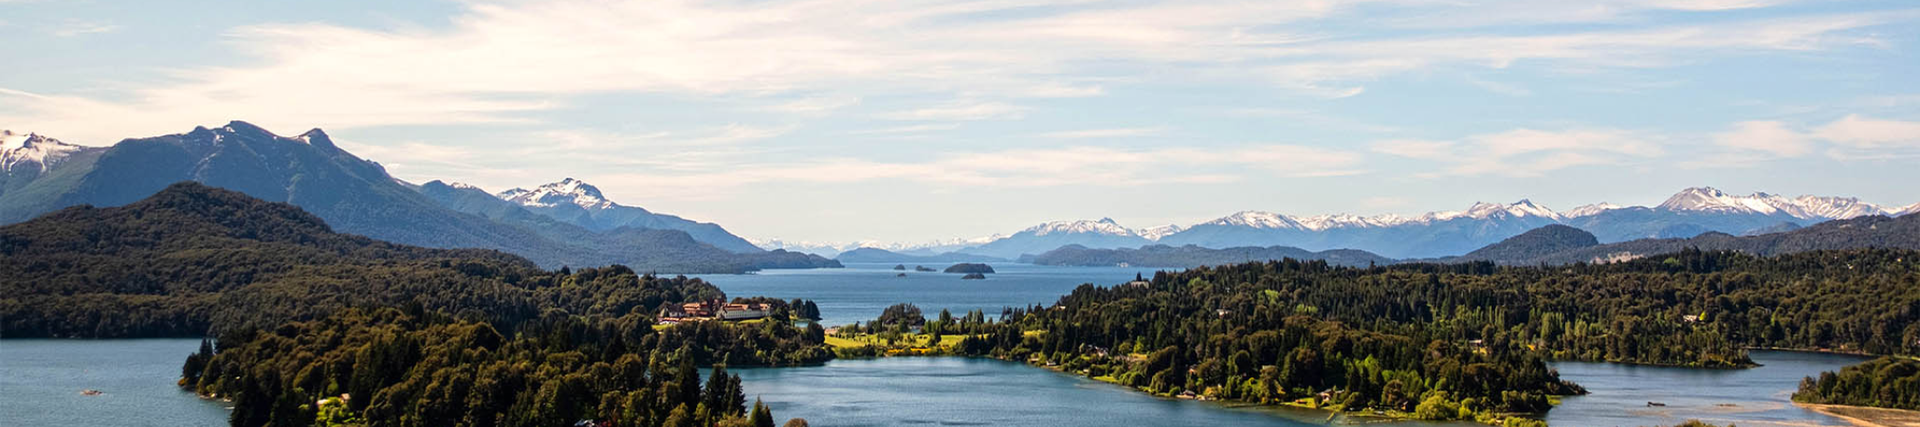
left=1547, top=350, right=1869, bottom=427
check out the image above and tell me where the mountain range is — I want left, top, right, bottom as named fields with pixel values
left=922, top=188, right=1914, bottom=259
left=0, top=122, right=834, bottom=273
left=1444, top=213, right=1920, bottom=265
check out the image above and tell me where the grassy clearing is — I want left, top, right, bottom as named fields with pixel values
left=826, top=333, right=973, bottom=350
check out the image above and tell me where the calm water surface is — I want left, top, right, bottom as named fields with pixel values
left=1547, top=350, right=1868, bottom=427
left=0, top=339, right=229, bottom=427
left=710, top=262, right=1164, bottom=326
left=733, top=357, right=1472, bottom=427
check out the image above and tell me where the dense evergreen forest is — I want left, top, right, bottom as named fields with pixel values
left=1794, top=356, right=1920, bottom=410
left=933, top=248, right=1919, bottom=420
left=2, top=182, right=828, bottom=426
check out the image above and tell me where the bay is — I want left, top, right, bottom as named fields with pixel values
left=0, top=339, right=230, bottom=427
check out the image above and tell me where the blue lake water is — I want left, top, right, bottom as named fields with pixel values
left=709, top=262, right=1166, bottom=326
left=0, top=339, right=230, bottom=427
left=1546, top=350, right=1869, bottom=427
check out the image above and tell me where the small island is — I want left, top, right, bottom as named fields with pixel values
left=960, top=272, right=987, bottom=280
left=893, top=264, right=906, bottom=270
left=913, top=265, right=936, bottom=272
left=943, top=263, right=995, bottom=274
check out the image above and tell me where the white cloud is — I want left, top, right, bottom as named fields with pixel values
left=846, top=124, right=961, bottom=135
left=1372, top=128, right=1664, bottom=177
left=1814, top=115, right=1920, bottom=151
left=1700, top=115, right=1920, bottom=162
left=758, top=95, right=861, bottom=114
left=50, top=20, right=117, bottom=37
left=880, top=101, right=1027, bottom=121
left=1714, top=120, right=1811, bottom=158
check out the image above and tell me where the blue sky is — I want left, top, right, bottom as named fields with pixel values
left=3, top=0, right=1918, bottom=244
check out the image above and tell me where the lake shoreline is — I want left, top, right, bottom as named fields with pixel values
left=1797, top=403, right=1920, bottom=427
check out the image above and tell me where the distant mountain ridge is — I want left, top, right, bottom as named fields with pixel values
left=938, top=187, right=1912, bottom=259
left=0, top=123, right=835, bottom=273
left=832, top=247, right=1007, bottom=263
left=1030, top=244, right=1392, bottom=268
left=1448, top=213, right=1920, bottom=265
left=493, top=178, right=761, bottom=253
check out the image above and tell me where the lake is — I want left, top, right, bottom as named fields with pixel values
left=0, top=339, right=230, bottom=427
left=709, top=262, right=1166, bottom=326
left=0, top=262, right=1880, bottom=427
left=1546, top=350, right=1871, bottom=427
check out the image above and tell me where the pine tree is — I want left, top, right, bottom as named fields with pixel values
left=749, top=398, right=775, bottom=427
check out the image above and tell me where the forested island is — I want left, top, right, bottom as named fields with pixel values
left=829, top=248, right=1919, bottom=423
left=943, top=263, right=995, bottom=274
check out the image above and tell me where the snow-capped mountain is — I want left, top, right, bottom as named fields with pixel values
left=1137, top=224, right=1186, bottom=240
left=1202, top=211, right=1307, bottom=230
left=490, top=178, right=761, bottom=253
left=1, top=130, right=89, bottom=174
left=1296, top=214, right=1408, bottom=230
left=954, top=218, right=1157, bottom=259
left=1656, top=187, right=1895, bottom=220
left=498, top=178, right=617, bottom=210
left=1564, top=203, right=1624, bottom=218
left=1899, top=203, right=1920, bottom=217
left=930, top=187, right=1913, bottom=260
left=1025, top=217, right=1140, bottom=237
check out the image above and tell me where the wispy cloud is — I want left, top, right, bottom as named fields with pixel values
left=846, top=123, right=961, bottom=135
left=758, top=95, right=861, bottom=114
left=1035, top=127, right=1166, bottom=139
left=1372, top=128, right=1665, bottom=177
left=49, top=20, right=117, bottom=37
left=880, top=101, right=1027, bottom=121
left=1700, top=115, right=1920, bottom=163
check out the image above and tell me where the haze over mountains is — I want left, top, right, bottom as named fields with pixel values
left=773, top=188, right=1914, bottom=260
left=0, top=123, right=834, bottom=273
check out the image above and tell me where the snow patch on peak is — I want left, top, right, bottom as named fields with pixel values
left=1658, top=187, right=1782, bottom=215
left=1, top=130, right=84, bottom=173
left=1564, top=203, right=1623, bottom=218
left=1898, top=203, right=1920, bottom=217
left=1137, top=224, right=1185, bottom=240
left=1203, top=211, right=1305, bottom=230
left=1788, top=195, right=1889, bottom=220
left=1024, top=218, right=1139, bottom=237
left=1295, top=213, right=1407, bottom=230
left=444, top=181, right=485, bottom=191
left=2, top=130, right=33, bottom=150
left=1657, top=187, right=1886, bottom=220
left=499, top=178, right=618, bottom=210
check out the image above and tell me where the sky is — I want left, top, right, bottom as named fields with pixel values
left=3, top=0, right=1919, bottom=245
